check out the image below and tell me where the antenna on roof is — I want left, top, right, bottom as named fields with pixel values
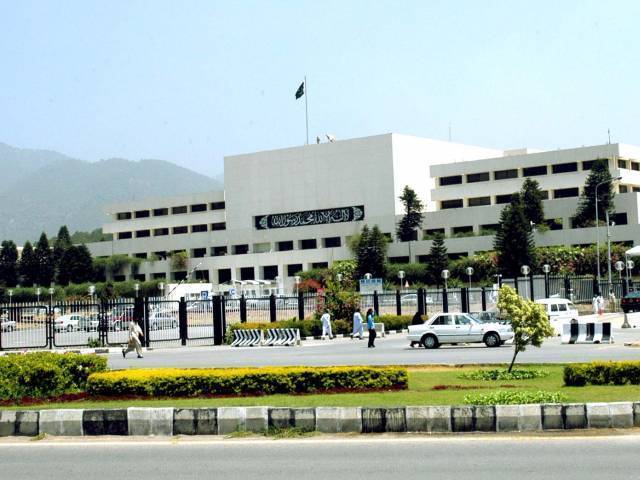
left=607, top=129, right=611, bottom=145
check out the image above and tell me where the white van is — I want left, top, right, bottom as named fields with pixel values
left=535, top=298, right=579, bottom=335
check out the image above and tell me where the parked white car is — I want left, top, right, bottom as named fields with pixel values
left=148, top=312, right=178, bottom=330
left=535, top=298, right=579, bottom=335
left=407, top=312, right=514, bottom=349
left=54, top=314, right=86, bottom=332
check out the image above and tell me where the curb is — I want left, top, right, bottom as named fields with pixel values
left=1, top=402, right=639, bottom=437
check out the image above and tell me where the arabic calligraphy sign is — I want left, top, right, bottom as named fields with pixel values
left=255, top=205, right=365, bottom=230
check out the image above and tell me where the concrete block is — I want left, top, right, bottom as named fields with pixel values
left=245, top=407, right=268, bottom=433
left=541, top=404, right=564, bottom=430
left=518, top=404, right=542, bottom=431
left=587, top=403, right=611, bottom=429
left=83, top=410, right=127, bottom=436
left=39, top=409, right=83, bottom=436
left=174, top=408, right=218, bottom=435
left=384, top=408, right=406, bottom=432
left=217, top=407, right=245, bottom=434
left=451, top=406, right=474, bottom=432
left=0, top=411, right=16, bottom=436
left=608, top=402, right=633, bottom=428
left=416, top=406, right=451, bottom=433
left=291, top=408, right=315, bottom=432
left=315, top=407, right=361, bottom=433
left=564, top=404, right=587, bottom=429
left=633, top=402, right=640, bottom=427
left=15, top=411, right=39, bottom=436
left=268, top=408, right=292, bottom=430
left=128, top=408, right=173, bottom=436
left=495, top=405, right=519, bottom=432
left=362, top=408, right=385, bottom=433
left=474, top=405, right=495, bottom=432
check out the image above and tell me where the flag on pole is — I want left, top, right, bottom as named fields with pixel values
left=295, top=82, right=305, bottom=99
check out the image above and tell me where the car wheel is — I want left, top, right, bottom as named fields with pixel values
left=172, top=321, right=177, bottom=329
left=484, top=332, right=500, bottom=348
left=421, top=334, right=439, bottom=349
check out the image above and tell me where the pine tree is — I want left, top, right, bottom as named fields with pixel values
left=34, top=232, right=54, bottom=287
left=62, top=245, right=94, bottom=284
left=494, top=193, right=536, bottom=278
left=0, top=241, right=19, bottom=287
left=573, top=159, right=614, bottom=227
left=520, top=178, right=545, bottom=226
left=396, top=186, right=424, bottom=242
left=427, top=233, right=448, bottom=285
left=353, top=224, right=388, bottom=279
left=53, top=225, right=73, bottom=284
left=19, top=241, right=38, bottom=287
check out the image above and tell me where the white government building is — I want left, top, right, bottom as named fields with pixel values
left=87, top=133, right=640, bottom=293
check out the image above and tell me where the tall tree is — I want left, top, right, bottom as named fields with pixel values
left=33, top=232, right=54, bottom=287
left=61, top=245, right=94, bottom=284
left=19, top=241, right=38, bottom=287
left=351, top=224, right=388, bottom=279
left=427, top=233, right=448, bottom=285
left=573, top=159, right=615, bottom=227
left=520, top=178, right=545, bottom=227
left=53, top=225, right=73, bottom=284
left=0, top=241, right=19, bottom=287
left=396, top=186, right=424, bottom=242
left=494, top=193, right=536, bottom=278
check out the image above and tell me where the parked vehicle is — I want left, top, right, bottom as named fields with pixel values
left=54, top=314, right=86, bottom=332
left=109, top=306, right=135, bottom=331
left=0, top=311, right=16, bottom=332
left=407, top=312, right=513, bottom=349
left=471, top=311, right=510, bottom=325
left=621, top=291, right=640, bottom=313
left=78, top=314, right=101, bottom=332
left=400, top=294, right=434, bottom=306
left=148, top=312, right=178, bottom=330
left=535, top=297, right=578, bottom=334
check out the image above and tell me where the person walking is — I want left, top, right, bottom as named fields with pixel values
left=320, top=310, right=333, bottom=339
left=592, top=295, right=598, bottom=315
left=122, top=319, right=144, bottom=358
left=351, top=307, right=364, bottom=339
left=597, top=295, right=605, bottom=316
left=366, top=308, right=377, bottom=348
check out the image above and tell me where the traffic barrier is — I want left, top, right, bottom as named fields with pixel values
left=561, top=322, right=613, bottom=344
left=263, top=328, right=300, bottom=347
left=230, top=329, right=263, bottom=347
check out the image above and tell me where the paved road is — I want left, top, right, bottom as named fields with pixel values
left=108, top=328, right=640, bottom=369
left=0, top=435, right=638, bottom=480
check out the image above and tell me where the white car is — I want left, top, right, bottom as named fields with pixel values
left=54, top=314, right=86, bottom=332
left=535, top=298, right=579, bottom=335
left=148, top=312, right=178, bottom=330
left=407, top=312, right=514, bottom=349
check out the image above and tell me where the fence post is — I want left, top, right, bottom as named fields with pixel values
left=442, top=287, right=449, bottom=313
left=545, top=275, right=550, bottom=298
left=564, top=276, right=572, bottom=300
left=373, top=290, right=380, bottom=314
left=417, top=287, right=425, bottom=315
left=396, top=289, right=401, bottom=316
left=529, top=274, right=535, bottom=299
left=269, top=293, right=277, bottom=322
left=592, top=277, right=599, bottom=297
left=240, top=295, right=247, bottom=323
left=212, top=295, right=224, bottom=345
left=481, top=287, right=487, bottom=311
left=461, top=287, right=468, bottom=313
left=623, top=280, right=629, bottom=297
left=514, top=277, right=519, bottom=294
left=47, top=297, right=53, bottom=349
left=298, top=291, right=305, bottom=320
left=178, top=297, right=188, bottom=346
left=142, top=297, right=151, bottom=348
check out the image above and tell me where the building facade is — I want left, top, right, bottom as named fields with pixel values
left=87, top=134, right=640, bottom=292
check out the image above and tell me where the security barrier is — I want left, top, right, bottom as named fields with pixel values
left=263, top=328, right=300, bottom=346
left=562, top=321, right=613, bottom=344
left=230, top=329, right=263, bottom=347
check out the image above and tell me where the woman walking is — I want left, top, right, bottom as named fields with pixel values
left=366, top=308, right=376, bottom=348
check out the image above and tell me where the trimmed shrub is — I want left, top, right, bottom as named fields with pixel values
left=463, top=390, right=567, bottom=405
left=87, top=366, right=408, bottom=398
left=459, top=369, right=549, bottom=381
left=564, top=361, right=640, bottom=386
left=0, top=352, right=107, bottom=401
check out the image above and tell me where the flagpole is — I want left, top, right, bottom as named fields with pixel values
left=304, top=75, right=309, bottom=145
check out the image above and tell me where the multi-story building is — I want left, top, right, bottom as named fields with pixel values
left=87, top=134, right=640, bottom=292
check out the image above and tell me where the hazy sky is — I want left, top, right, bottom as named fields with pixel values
left=1, top=0, right=639, bottom=176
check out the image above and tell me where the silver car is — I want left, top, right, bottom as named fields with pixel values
left=407, top=312, right=514, bottom=349
left=148, top=312, right=178, bottom=330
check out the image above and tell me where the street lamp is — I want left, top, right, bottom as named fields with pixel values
left=88, top=285, right=96, bottom=302
left=465, top=266, right=474, bottom=291
left=615, top=260, right=625, bottom=281
left=441, top=269, right=450, bottom=290
left=606, top=217, right=615, bottom=296
left=364, top=273, right=372, bottom=280
left=8, top=289, right=13, bottom=308
left=294, top=275, right=301, bottom=295
left=398, top=270, right=405, bottom=291
left=542, top=264, right=551, bottom=298
left=36, top=287, right=42, bottom=304
left=274, top=276, right=281, bottom=295
left=626, top=259, right=635, bottom=292
left=48, top=287, right=55, bottom=305
left=521, top=265, right=530, bottom=299
left=134, top=283, right=140, bottom=298
left=595, top=176, right=622, bottom=292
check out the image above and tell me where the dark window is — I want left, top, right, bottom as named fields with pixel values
left=210, top=201, right=226, bottom=210
left=152, top=272, right=167, bottom=280
left=634, top=187, right=640, bottom=193
left=447, top=252, right=467, bottom=260
left=240, top=267, right=255, bottom=281
left=277, top=240, right=294, bottom=252
left=523, top=165, right=548, bottom=177
left=552, top=162, right=578, bottom=174
left=311, top=262, right=329, bottom=269
left=134, top=210, right=150, bottom=218
left=495, top=194, right=513, bottom=204
left=612, top=212, right=628, bottom=225
left=192, top=248, right=207, bottom=258
left=172, top=205, right=188, bottom=214
left=153, top=251, right=168, bottom=260
left=544, top=218, right=563, bottom=231
left=582, top=160, right=595, bottom=170
left=191, top=224, right=208, bottom=233
left=632, top=162, right=640, bottom=171
left=388, top=256, right=409, bottom=264
left=424, top=228, right=445, bottom=239
left=134, top=252, right=147, bottom=259
left=263, top=265, right=278, bottom=280
left=218, top=268, right=232, bottom=284
left=133, top=274, right=146, bottom=282
left=211, top=222, right=226, bottom=231
left=439, top=175, right=462, bottom=186
left=194, top=270, right=209, bottom=281
left=441, top=199, right=463, bottom=209
left=233, top=244, right=249, bottom=255
left=554, top=187, right=579, bottom=199
left=211, top=246, right=227, bottom=257
left=398, top=230, right=418, bottom=241
left=322, top=237, right=341, bottom=248
left=619, top=185, right=629, bottom=193
left=383, top=232, right=393, bottom=241
left=116, top=212, right=132, bottom=220
left=300, top=239, right=317, bottom=250
left=417, top=255, right=429, bottom=264
left=173, top=226, right=188, bottom=234
left=494, top=169, right=518, bottom=180
left=287, top=264, right=303, bottom=276
left=191, top=203, right=207, bottom=213
left=154, top=228, right=169, bottom=236
left=173, top=271, right=187, bottom=281
left=466, top=172, right=490, bottom=183
left=468, top=196, right=491, bottom=207
left=153, top=208, right=169, bottom=216
left=480, top=224, right=499, bottom=235
left=452, top=226, right=473, bottom=237
left=540, top=190, right=549, bottom=200
left=135, top=230, right=150, bottom=238
left=113, top=275, right=126, bottom=282
left=117, top=231, right=132, bottom=239
left=618, top=159, right=628, bottom=169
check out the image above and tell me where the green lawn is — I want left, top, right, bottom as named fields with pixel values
left=8, top=365, right=640, bottom=410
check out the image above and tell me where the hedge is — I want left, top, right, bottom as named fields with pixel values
left=0, top=352, right=107, bottom=401
left=564, top=361, right=640, bottom=386
left=87, top=366, right=408, bottom=398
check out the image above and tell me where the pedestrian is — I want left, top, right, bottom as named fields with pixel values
left=320, top=310, right=333, bottom=339
left=366, top=308, right=377, bottom=348
left=122, top=319, right=144, bottom=358
left=597, top=295, right=605, bottom=315
left=592, top=295, right=598, bottom=315
left=351, top=307, right=364, bottom=339
left=410, top=311, right=423, bottom=347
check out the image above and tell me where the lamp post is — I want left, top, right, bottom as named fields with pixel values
left=626, top=259, right=635, bottom=292
left=595, top=176, right=622, bottom=292
left=520, top=265, right=530, bottom=298
left=294, top=275, right=301, bottom=296
left=542, top=264, right=551, bottom=298
left=88, top=285, right=96, bottom=302
left=36, top=287, right=41, bottom=304
left=441, top=269, right=450, bottom=290
left=48, top=287, right=54, bottom=305
left=398, top=270, right=405, bottom=291
left=134, top=283, right=140, bottom=299
left=8, top=289, right=13, bottom=308
left=615, top=261, right=625, bottom=281
left=274, top=276, right=281, bottom=296
left=606, top=214, right=616, bottom=297
left=465, top=267, right=474, bottom=291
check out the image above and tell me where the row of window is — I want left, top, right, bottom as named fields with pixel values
left=117, top=222, right=227, bottom=239
left=116, top=201, right=226, bottom=220
left=440, top=188, right=580, bottom=210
